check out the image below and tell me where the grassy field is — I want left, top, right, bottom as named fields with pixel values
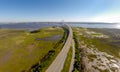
left=89, top=28, right=120, bottom=58
left=0, top=27, right=64, bottom=72
left=61, top=46, right=72, bottom=72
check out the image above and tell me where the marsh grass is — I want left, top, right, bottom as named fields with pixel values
left=72, top=27, right=120, bottom=72
left=29, top=27, right=68, bottom=72
left=0, top=27, right=64, bottom=72
left=74, top=27, right=120, bottom=58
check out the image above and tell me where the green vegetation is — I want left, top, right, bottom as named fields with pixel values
left=89, top=38, right=120, bottom=58
left=87, top=54, right=97, bottom=62
left=29, top=27, right=68, bottom=72
left=61, top=46, right=72, bottom=72
left=0, top=27, right=64, bottom=72
left=89, top=28, right=120, bottom=58
left=72, top=32, right=81, bottom=72
left=72, top=27, right=120, bottom=72
left=73, top=27, right=120, bottom=58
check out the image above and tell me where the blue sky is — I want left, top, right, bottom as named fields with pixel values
left=0, top=0, right=120, bottom=22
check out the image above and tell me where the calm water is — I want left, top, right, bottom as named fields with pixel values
left=1, top=23, right=120, bottom=30
left=0, top=23, right=60, bottom=30
left=69, top=23, right=120, bottom=29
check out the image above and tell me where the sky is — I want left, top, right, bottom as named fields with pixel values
left=0, top=0, right=120, bottom=22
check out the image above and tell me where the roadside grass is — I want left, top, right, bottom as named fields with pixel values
left=61, top=46, right=72, bottom=72
left=72, top=32, right=81, bottom=72
left=0, top=27, right=64, bottom=72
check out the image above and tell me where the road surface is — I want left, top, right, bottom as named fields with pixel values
left=46, top=24, right=73, bottom=72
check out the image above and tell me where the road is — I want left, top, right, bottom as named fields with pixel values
left=46, top=24, right=73, bottom=72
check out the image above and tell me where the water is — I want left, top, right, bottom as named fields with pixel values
left=1, top=23, right=120, bottom=29
left=0, top=22, right=60, bottom=30
left=69, top=23, right=120, bottom=29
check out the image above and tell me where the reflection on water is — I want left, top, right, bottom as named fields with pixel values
left=1, top=23, right=120, bottom=29
left=0, top=23, right=60, bottom=30
left=69, top=23, right=120, bottom=29
left=116, top=24, right=120, bottom=29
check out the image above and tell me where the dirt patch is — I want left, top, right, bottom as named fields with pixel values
left=0, top=51, right=12, bottom=64
left=28, top=44, right=35, bottom=52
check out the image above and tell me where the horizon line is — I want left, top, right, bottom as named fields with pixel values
left=0, top=21, right=118, bottom=24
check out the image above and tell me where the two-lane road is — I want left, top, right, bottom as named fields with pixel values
left=46, top=24, right=73, bottom=72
